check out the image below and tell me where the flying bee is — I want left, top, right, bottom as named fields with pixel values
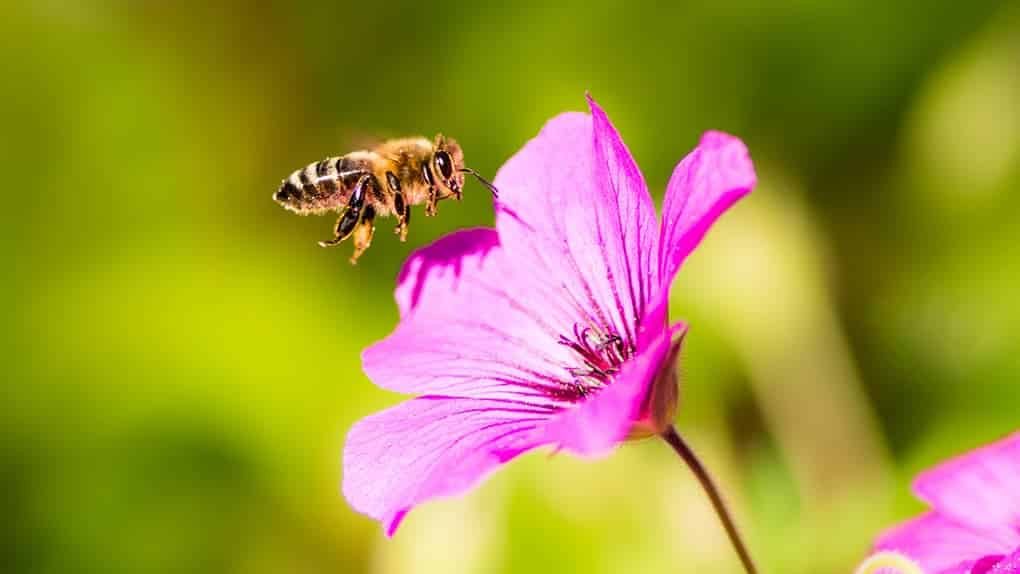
left=273, top=135, right=498, bottom=264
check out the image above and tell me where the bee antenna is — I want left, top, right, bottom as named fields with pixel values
left=460, top=168, right=499, bottom=198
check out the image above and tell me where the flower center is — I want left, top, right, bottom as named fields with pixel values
left=557, top=324, right=634, bottom=399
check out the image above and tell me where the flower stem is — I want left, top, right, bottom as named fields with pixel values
left=661, top=425, right=758, bottom=574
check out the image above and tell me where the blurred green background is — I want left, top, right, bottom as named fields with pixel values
left=4, top=1, right=1018, bottom=573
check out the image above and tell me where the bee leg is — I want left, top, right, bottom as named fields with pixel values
left=349, top=205, right=376, bottom=265
left=318, top=209, right=359, bottom=247
left=399, top=204, right=411, bottom=241
left=319, top=174, right=369, bottom=248
left=425, top=187, right=438, bottom=217
left=393, top=191, right=410, bottom=242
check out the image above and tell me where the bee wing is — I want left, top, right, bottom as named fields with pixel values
left=338, top=129, right=387, bottom=153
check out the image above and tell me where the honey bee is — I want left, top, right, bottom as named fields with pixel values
left=273, top=135, right=498, bottom=264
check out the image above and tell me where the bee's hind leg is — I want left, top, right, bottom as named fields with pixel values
left=349, top=205, right=376, bottom=265
left=318, top=208, right=360, bottom=248
left=319, top=174, right=369, bottom=248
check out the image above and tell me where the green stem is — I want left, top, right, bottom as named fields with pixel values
left=661, top=425, right=758, bottom=574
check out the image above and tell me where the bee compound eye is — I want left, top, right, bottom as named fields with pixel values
left=435, top=151, right=453, bottom=180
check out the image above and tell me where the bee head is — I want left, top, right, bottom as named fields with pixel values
left=431, top=135, right=466, bottom=200
left=430, top=134, right=500, bottom=201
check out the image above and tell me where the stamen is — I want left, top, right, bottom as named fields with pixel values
left=556, top=323, right=635, bottom=398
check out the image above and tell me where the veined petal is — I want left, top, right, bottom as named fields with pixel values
left=588, top=95, right=661, bottom=333
left=875, top=513, right=1011, bottom=574
left=394, top=227, right=500, bottom=318
left=913, top=432, right=1020, bottom=544
left=493, top=96, right=658, bottom=344
left=342, top=396, right=550, bottom=535
left=365, top=229, right=580, bottom=405
left=658, top=131, right=756, bottom=291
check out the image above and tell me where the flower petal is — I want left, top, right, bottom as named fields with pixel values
left=535, top=319, right=680, bottom=456
left=939, top=556, right=1005, bottom=574
left=493, top=96, right=658, bottom=345
left=987, top=548, right=1020, bottom=574
left=342, top=396, right=549, bottom=535
left=365, top=230, right=580, bottom=406
left=394, top=227, right=500, bottom=318
left=658, top=131, right=756, bottom=289
left=588, top=95, right=661, bottom=327
left=913, top=432, right=1020, bottom=543
left=875, top=512, right=1011, bottom=574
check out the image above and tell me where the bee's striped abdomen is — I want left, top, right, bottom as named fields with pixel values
left=273, top=155, right=372, bottom=215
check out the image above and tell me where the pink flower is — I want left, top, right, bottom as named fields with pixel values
left=870, top=432, right=1020, bottom=574
left=342, top=95, right=756, bottom=535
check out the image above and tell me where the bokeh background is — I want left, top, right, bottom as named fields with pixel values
left=5, top=1, right=1018, bottom=573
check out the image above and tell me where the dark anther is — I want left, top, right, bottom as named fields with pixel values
left=557, top=324, right=632, bottom=394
